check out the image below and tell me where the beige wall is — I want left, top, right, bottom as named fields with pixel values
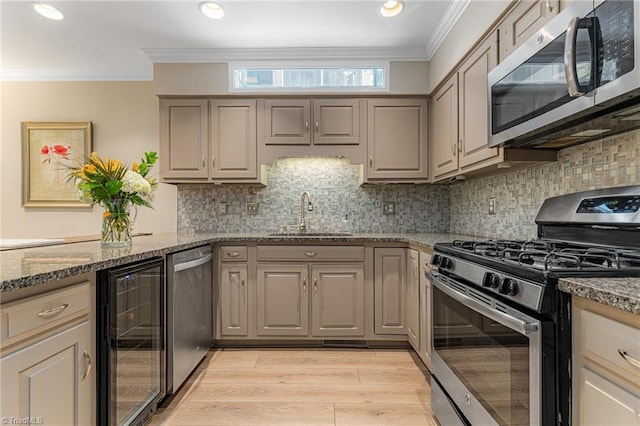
left=0, top=81, right=177, bottom=239
left=428, top=0, right=510, bottom=92
left=154, top=61, right=429, bottom=95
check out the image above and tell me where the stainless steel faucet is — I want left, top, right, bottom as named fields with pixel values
left=299, top=191, right=313, bottom=233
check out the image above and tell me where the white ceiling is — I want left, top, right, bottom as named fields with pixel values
left=1, top=0, right=468, bottom=81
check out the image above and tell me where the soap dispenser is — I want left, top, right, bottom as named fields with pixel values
left=341, top=213, right=350, bottom=234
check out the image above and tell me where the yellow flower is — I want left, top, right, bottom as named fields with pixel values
left=103, top=211, right=111, bottom=218
left=132, top=162, right=140, bottom=172
left=80, top=164, right=96, bottom=178
left=90, top=152, right=100, bottom=162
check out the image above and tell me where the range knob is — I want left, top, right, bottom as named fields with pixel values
left=440, top=257, right=453, bottom=269
left=431, top=255, right=441, bottom=266
left=499, top=278, right=519, bottom=296
left=482, top=272, right=500, bottom=288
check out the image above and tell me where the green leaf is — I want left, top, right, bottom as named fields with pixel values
left=104, top=180, right=122, bottom=195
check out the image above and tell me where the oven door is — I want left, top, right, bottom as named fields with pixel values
left=429, top=271, right=544, bottom=426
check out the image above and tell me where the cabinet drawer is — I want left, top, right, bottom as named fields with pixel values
left=1, top=282, right=91, bottom=346
left=257, top=245, right=364, bottom=262
left=578, top=308, right=640, bottom=382
left=220, top=246, right=248, bottom=262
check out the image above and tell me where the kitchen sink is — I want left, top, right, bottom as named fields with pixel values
left=268, top=232, right=353, bottom=237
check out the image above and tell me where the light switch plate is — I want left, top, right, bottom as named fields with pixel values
left=488, top=198, right=496, bottom=215
left=218, top=202, right=228, bottom=215
left=246, top=203, right=258, bottom=215
left=382, top=202, right=395, bottom=215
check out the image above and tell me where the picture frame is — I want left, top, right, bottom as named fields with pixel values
left=22, top=121, right=93, bottom=208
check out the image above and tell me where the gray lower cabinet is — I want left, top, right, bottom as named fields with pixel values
left=406, top=249, right=420, bottom=350
left=418, top=252, right=432, bottom=370
left=219, top=263, right=249, bottom=336
left=311, top=264, right=365, bottom=337
left=256, top=262, right=366, bottom=338
left=374, top=248, right=407, bottom=335
left=256, top=264, right=309, bottom=336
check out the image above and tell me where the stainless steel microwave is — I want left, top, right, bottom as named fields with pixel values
left=488, top=0, right=640, bottom=149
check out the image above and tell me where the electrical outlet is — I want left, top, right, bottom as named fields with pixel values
left=246, top=202, right=258, bottom=215
left=488, top=198, right=496, bottom=215
left=382, top=202, right=396, bottom=215
left=218, top=202, right=228, bottom=215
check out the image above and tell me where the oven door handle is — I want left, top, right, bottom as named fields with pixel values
left=430, top=272, right=539, bottom=335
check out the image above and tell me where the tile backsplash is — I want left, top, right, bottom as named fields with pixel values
left=449, top=129, right=640, bottom=240
left=177, top=130, right=639, bottom=238
left=178, top=157, right=450, bottom=234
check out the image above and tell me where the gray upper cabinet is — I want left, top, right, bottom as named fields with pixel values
left=160, top=99, right=209, bottom=181
left=366, top=98, right=429, bottom=181
left=498, top=0, right=560, bottom=61
left=160, top=98, right=260, bottom=183
left=256, top=264, right=309, bottom=336
left=311, top=264, right=365, bottom=337
left=374, top=248, right=407, bottom=335
left=430, top=75, right=459, bottom=180
left=261, top=98, right=360, bottom=146
left=210, top=99, right=257, bottom=180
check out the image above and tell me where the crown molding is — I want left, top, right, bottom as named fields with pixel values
left=0, top=68, right=152, bottom=82
left=424, top=0, right=470, bottom=60
left=142, top=47, right=429, bottom=63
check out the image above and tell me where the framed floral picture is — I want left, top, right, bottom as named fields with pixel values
left=22, top=121, right=93, bottom=208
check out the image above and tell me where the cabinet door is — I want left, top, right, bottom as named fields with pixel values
left=406, top=250, right=420, bottom=351
left=263, top=99, right=311, bottom=145
left=367, top=99, right=428, bottom=180
left=458, top=31, right=501, bottom=170
left=220, top=263, right=249, bottom=336
left=313, top=99, right=360, bottom=145
left=310, top=264, right=365, bottom=337
left=374, top=248, right=407, bottom=335
left=210, top=99, right=257, bottom=179
left=418, top=252, right=432, bottom=370
left=430, top=75, right=459, bottom=180
left=256, top=264, right=309, bottom=336
left=576, top=367, right=640, bottom=425
left=160, top=99, right=209, bottom=180
left=498, top=0, right=560, bottom=61
left=1, top=321, right=93, bottom=425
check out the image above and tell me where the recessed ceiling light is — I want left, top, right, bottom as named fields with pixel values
left=199, top=1, right=225, bottom=20
left=379, top=0, right=404, bottom=18
left=33, top=2, right=64, bottom=20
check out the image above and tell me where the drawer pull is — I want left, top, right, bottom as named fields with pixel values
left=227, top=252, right=241, bottom=257
left=618, top=349, right=640, bottom=369
left=314, top=278, right=318, bottom=292
left=83, top=350, right=92, bottom=380
left=304, top=252, right=317, bottom=257
left=37, top=303, right=69, bottom=318
left=303, top=277, right=307, bottom=291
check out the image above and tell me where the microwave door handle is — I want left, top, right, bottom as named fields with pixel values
left=565, top=16, right=585, bottom=97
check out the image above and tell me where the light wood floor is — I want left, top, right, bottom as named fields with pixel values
left=150, top=348, right=438, bottom=425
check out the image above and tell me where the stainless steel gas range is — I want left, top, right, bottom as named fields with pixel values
left=428, top=186, right=640, bottom=426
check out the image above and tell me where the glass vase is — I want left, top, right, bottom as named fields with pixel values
left=101, top=200, right=132, bottom=248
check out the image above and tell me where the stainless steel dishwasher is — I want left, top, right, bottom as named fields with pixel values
left=166, top=245, right=213, bottom=394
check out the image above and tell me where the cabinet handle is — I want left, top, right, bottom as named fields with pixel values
left=202, top=156, right=206, bottom=168
left=227, top=251, right=240, bottom=257
left=369, top=157, right=373, bottom=168
left=37, top=303, right=69, bottom=318
left=241, top=277, right=245, bottom=288
left=304, top=252, right=317, bottom=257
left=303, top=277, right=307, bottom=291
left=452, top=142, right=457, bottom=155
left=546, top=0, right=553, bottom=12
left=459, top=139, right=463, bottom=153
left=314, top=121, right=319, bottom=133
left=618, top=349, right=640, bottom=369
left=83, top=350, right=92, bottom=380
left=212, top=156, right=216, bottom=168
left=313, top=278, right=318, bottom=292
left=304, top=121, right=309, bottom=133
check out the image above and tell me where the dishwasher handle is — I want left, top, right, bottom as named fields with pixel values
left=173, top=253, right=213, bottom=273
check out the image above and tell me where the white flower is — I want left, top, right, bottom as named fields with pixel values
left=121, top=170, right=151, bottom=194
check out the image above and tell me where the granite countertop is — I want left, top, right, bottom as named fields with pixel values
left=558, top=277, right=640, bottom=315
left=3, top=232, right=638, bottom=315
left=0, top=232, right=474, bottom=295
